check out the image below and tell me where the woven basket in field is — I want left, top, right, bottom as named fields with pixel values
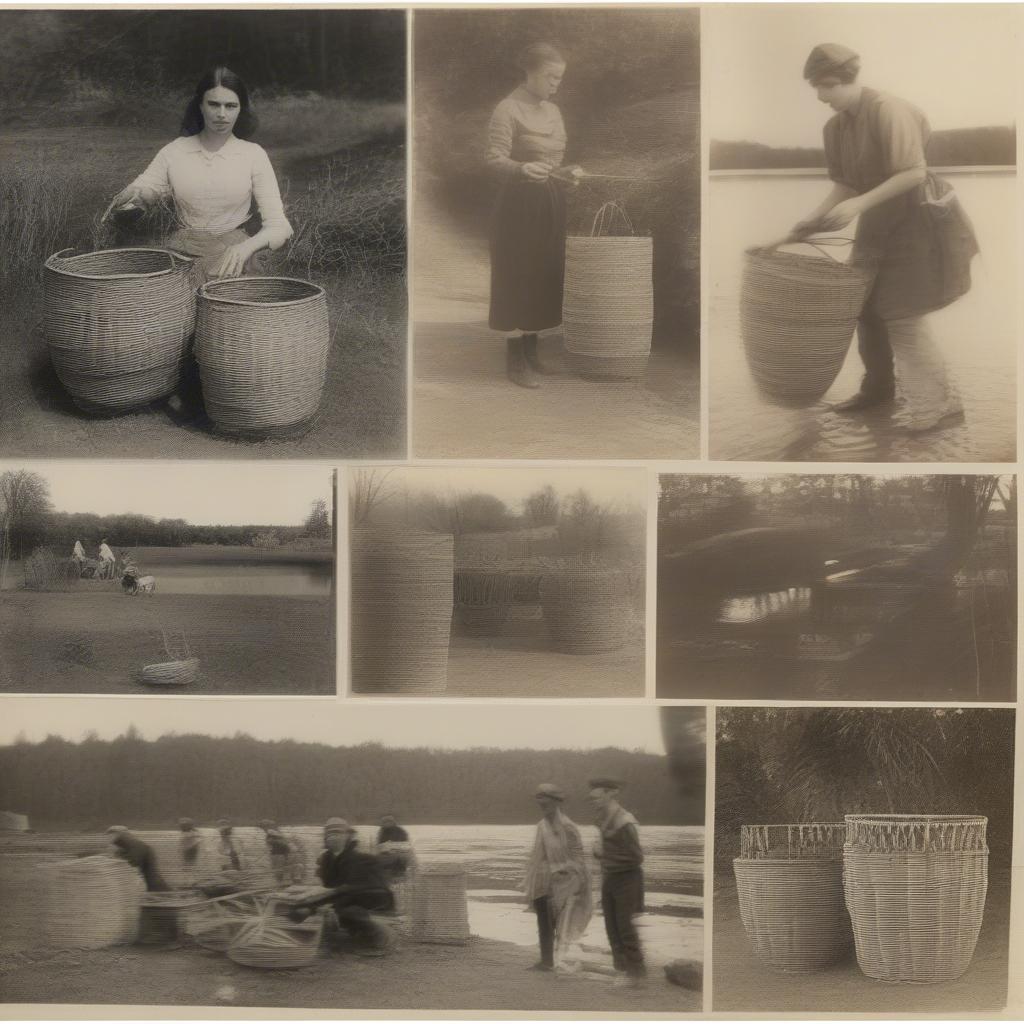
left=43, top=248, right=196, bottom=415
left=740, top=243, right=873, bottom=408
left=141, top=657, right=199, bottom=686
left=563, top=203, right=653, bottom=381
left=842, top=814, right=988, bottom=983
left=195, top=277, right=329, bottom=439
left=733, top=823, right=852, bottom=974
left=41, top=855, right=144, bottom=948
left=539, top=566, right=634, bottom=654
left=408, top=864, right=470, bottom=945
left=350, top=530, right=454, bottom=694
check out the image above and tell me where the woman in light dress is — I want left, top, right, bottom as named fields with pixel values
left=791, top=44, right=977, bottom=433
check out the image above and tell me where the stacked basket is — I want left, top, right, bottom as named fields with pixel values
left=539, top=565, right=634, bottom=654
left=408, top=863, right=470, bottom=945
left=733, top=823, right=852, bottom=973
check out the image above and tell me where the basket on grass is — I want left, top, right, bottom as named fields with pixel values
left=740, top=240, right=873, bottom=408
left=563, top=202, right=653, bottom=381
left=226, top=912, right=324, bottom=969
left=453, top=570, right=514, bottom=637
left=409, top=863, right=470, bottom=945
left=843, top=814, right=988, bottom=984
left=539, top=565, right=634, bottom=654
left=195, top=277, right=329, bottom=439
left=141, top=658, right=200, bottom=686
left=350, top=530, right=454, bottom=694
left=43, top=248, right=196, bottom=415
left=40, top=855, right=144, bottom=948
left=733, top=823, right=852, bottom=974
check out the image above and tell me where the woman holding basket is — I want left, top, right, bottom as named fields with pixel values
left=790, top=44, right=977, bottom=433
left=105, top=66, right=293, bottom=283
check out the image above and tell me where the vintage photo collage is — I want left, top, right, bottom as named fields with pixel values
left=0, top=4, right=1020, bottom=1019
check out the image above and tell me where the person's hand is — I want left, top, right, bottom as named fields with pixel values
left=213, top=242, right=255, bottom=279
left=522, top=162, right=552, bottom=182
left=102, top=186, right=141, bottom=223
left=817, top=198, right=862, bottom=232
left=787, top=217, right=821, bottom=242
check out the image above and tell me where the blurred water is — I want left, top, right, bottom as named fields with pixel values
left=709, top=171, right=1016, bottom=462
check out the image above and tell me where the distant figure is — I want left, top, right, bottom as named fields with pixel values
left=98, top=540, right=116, bottom=580
left=588, top=778, right=646, bottom=987
left=106, top=826, right=168, bottom=892
left=71, top=540, right=86, bottom=564
left=216, top=819, right=246, bottom=872
left=258, top=819, right=293, bottom=885
left=375, top=814, right=415, bottom=882
left=179, top=818, right=203, bottom=880
left=522, top=783, right=592, bottom=973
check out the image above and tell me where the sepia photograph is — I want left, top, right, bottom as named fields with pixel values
left=0, top=462, right=335, bottom=695
left=706, top=5, right=1017, bottom=462
left=0, top=701, right=705, bottom=1012
left=657, top=472, right=1016, bottom=702
left=411, top=8, right=700, bottom=460
left=0, top=9, right=406, bottom=459
left=712, top=706, right=1014, bottom=1013
left=349, top=466, right=646, bottom=698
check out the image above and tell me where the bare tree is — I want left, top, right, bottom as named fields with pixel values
left=0, top=470, right=52, bottom=588
left=349, top=469, right=395, bottom=529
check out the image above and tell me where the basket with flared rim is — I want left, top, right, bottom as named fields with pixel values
left=842, top=814, right=988, bottom=984
left=740, top=238, right=873, bottom=409
left=733, top=823, right=852, bottom=973
left=195, top=276, right=329, bottom=439
left=43, top=247, right=196, bottom=414
left=563, top=202, right=653, bottom=381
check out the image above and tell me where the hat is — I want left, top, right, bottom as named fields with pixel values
left=534, top=783, right=565, bottom=801
left=588, top=777, right=623, bottom=792
left=803, top=43, right=860, bottom=83
left=324, top=817, right=352, bottom=834
left=106, top=825, right=128, bottom=834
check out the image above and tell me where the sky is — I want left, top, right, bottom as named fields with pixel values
left=708, top=5, right=1019, bottom=148
left=0, top=700, right=697, bottom=754
left=0, top=462, right=334, bottom=526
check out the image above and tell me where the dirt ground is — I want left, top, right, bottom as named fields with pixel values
left=711, top=872, right=1011, bottom=1013
left=413, top=322, right=699, bottom=460
left=0, top=591, right=334, bottom=695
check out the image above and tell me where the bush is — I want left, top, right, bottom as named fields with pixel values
left=22, top=547, right=79, bottom=591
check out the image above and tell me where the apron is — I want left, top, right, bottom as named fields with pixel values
left=164, top=227, right=268, bottom=286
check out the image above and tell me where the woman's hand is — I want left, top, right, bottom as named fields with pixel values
left=787, top=217, right=821, bottom=242
left=522, top=162, right=552, bottom=182
left=213, top=241, right=256, bottom=279
left=817, top=198, right=863, bottom=232
left=102, top=185, right=141, bottom=222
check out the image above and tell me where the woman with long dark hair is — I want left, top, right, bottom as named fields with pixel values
left=106, top=66, right=293, bottom=281
left=486, top=42, right=575, bottom=389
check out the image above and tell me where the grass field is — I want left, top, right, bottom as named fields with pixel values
left=0, top=95, right=406, bottom=459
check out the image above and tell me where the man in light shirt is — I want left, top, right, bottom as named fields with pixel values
left=98, top=539, right=116, bottom=580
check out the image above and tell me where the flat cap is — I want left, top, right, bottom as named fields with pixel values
left=803, top=43, right=860, bottom=82
left=535, top=783, right=565, bottom=801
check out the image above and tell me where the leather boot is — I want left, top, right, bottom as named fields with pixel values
left=832, top=389, right=895, bottom=414
left=507, top=336, right=540, bottom=389
left=522, top=333, right=550, bottom=375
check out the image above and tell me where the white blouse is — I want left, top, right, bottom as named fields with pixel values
left=130, top=135, right=293, bottom=249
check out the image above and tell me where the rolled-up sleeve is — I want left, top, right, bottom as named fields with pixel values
left=129, top=143, right=174, bottom=198
left=251, top=144, right=293, bottom=249
left=876, top=96, right=928, bottom=176
left=485, top=100, right=522, bottom=178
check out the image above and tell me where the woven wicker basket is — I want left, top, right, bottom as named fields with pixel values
left=539, top=566, right=634, bottom=654
left=740, top=242, right=873, bottom=408
left=226, top=914, right=323, bottom=969
left=409, top=864, right=470, bottom=945
left=733, top=824, right=852, bottom=974
left=43, top=248, right=196, bottom=414
left=453, top=570, right=514, bottom=637
left=563, top=203, right=653, bottom=381
left=350, top=530, right=454, bottom=694
left=141, top=658, right=200, bottom=686
left=195, top=277, right=329, bottom=439
left=843, top=814, right=988, bottom=984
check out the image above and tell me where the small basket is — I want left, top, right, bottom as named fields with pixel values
left=740, top=241, right=872, bottom=408
left=141, top=658, right=200, bottom=686
left=195, top=277, right=329, bottom=440
left=43, top=247, right=196, bottom=415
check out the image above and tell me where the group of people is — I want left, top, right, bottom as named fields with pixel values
left=71, top=539, right=117, bottom=579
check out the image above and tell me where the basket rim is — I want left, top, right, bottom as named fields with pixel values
left=733, top=855, right=843, bottom=865
left=744, top=244, right=873, bottom=277
left=198, top=275, right=325, bottom=306
left=45, top=247, right=192, bottom=281
left=844, top=814, right=987, bottom=824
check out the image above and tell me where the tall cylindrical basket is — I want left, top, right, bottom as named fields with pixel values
left=409, top=863, right=470, bottom=945
left=195, top=277, right=329, bottom=439
left=350, top=530, right=454, bottom=694
left=43, top=248, right=196, bottom=414
left=563, top=203, right=653, bottom=381
left=843, top=814, right=988, bottom=984
left=733, top=823, right=852, bottom=973
left=539, top=565, right=634, bottom=654
left=740, top=242, right=873, bottom=408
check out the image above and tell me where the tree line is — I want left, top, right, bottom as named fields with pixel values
left=0, top=729, right=705, bottom=830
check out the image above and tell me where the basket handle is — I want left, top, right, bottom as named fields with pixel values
left=590, top=201, right=636, bottom=238
left=761, top=235, right=856, bottom=263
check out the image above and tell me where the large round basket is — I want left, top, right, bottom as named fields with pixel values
left=733, top=824, right=851, bottom=974
left=43, top=248, right=196, bottom=415
left=539, top=567, right=634, bottom=654
left=195, top=277, right=329, bottom=439
left=740, top=244, right=873, bottom=408
left=409, top=864, right=470, bottom=945
left=843, top=814, right=988, bottom=984
left=350, top=530, right=454, bottom=694
left=563, top=236, right=654, bottom=381
left=41, top=856, right=144, bottom=948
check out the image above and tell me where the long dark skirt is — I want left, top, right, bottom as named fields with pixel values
left=488, top=179, right=566, bottom=333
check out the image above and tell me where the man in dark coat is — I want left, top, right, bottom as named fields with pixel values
left=107, top=826, right=169, bottom=892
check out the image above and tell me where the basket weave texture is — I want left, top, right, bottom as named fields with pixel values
left=842, top=814, right=988, bottom=983
left=740, top=245, right=872, bottom=408
left=734, top=823, right=852, bottom=973
left=409, top=864, right=470, bottom=945
left=195, top=277, right=329, bottom=437
left=350, top=530, right=454, bottom=694
left=226, top=913, right=323, bottom=969
left=539, top=567, right=633, bottom=654
left=41, top=855, right=144, bottom=948
left=43, top=248, right=196, bottom=414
